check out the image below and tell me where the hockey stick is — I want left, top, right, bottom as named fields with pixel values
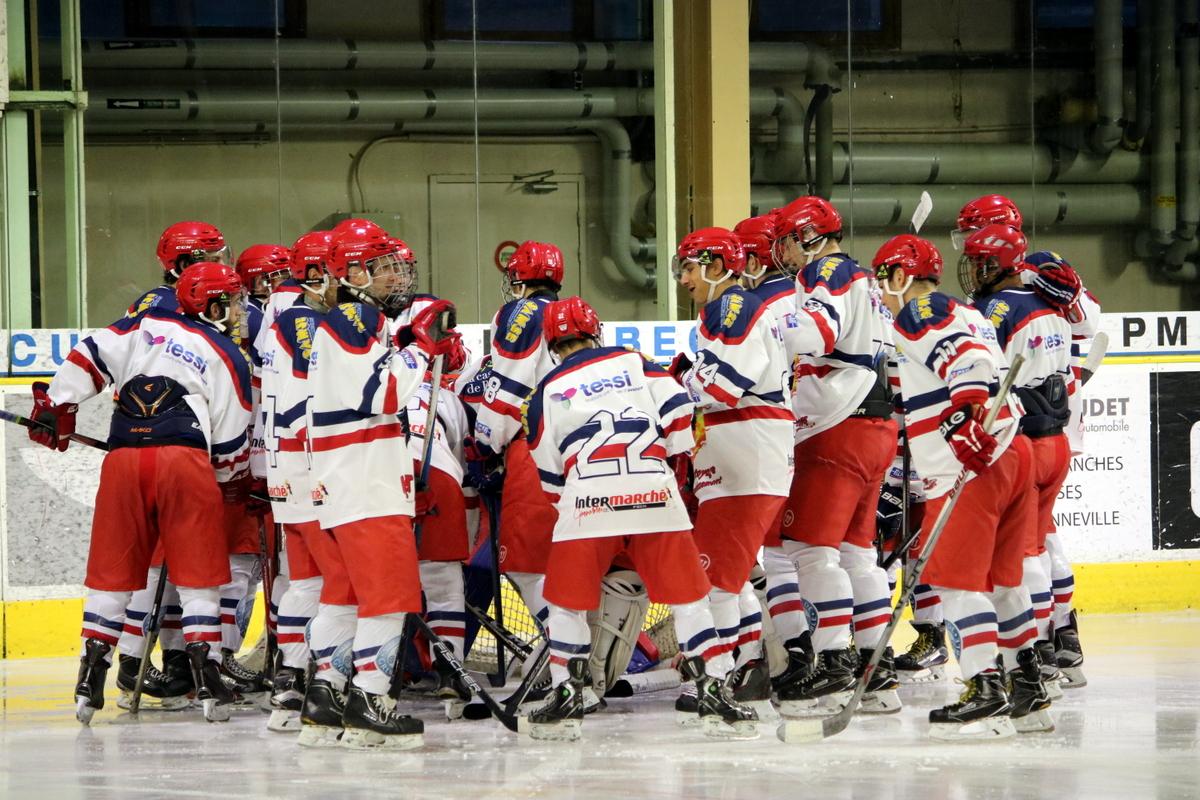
left=129, top=563, right=170, bottom=715
left=410, top=613, right=524, bottom=733
left=483, top=490, right=508, bottom=687
left=257, top=519, right=278, bottom=671
left=465, top=602, right=535, bottom=659
left=460, top=636, right=551, bottom=721
left=779, top=353, right=1025, bottom=743
left=1081, top=331, right=1109, bottom=385
left=606, top=668, right=682, bottom=698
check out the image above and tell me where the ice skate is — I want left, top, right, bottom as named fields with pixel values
left=267, top=665, right=306, bottom=733
left=770, top=648, right=814, bottom=697
left=895, top=621, right=948, bottom=684
left=928, top=669, right=1016, bottom=741
left=75, top=638, right=111, bottom=726
left=218, top=647, right=271, bottom=709
left=185, top=642, right=236, bottom=722
left=1008, top=648, right=1054, bottom=733
left=161, top=649, right=195, bottom=695
left=340, top=685, right=425, bottom=750
left=856, top=647, right=902, bottom=715
left=116, top=654, right=191, bottom=711
left=297, top=679, right=346, bottom=748
left=527, top=658, right=586, bottom=742
left=776, top=648, right=857, bottom=717
left=1035, top=640, right=1064, bottom=700
left=674, top=682, right=702, bottom=727
left=730, top=659, right=777, bottom=720
left=433, top=654, right=472, bottom=721
left=681, top=656, right=759, bottom=739
left=1054, top=610, right=1087, bottom=688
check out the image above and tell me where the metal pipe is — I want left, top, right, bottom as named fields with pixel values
left=1164, top=0, right=1200, bottom=268
left=749, top=184, right=1147, bottom=228
left=814, top=90, right=833, bottom=198
left=1126, top=0, right=1154, bottom=146
left=1091, top=0, right=1125, bottom=154
left=750, top=89, right=805, bottom=185
left=750, top=141, right=1145, bottom=185
left=1150, top=0, right=1177, bottom=246
left=55, top=38, right=841, bottom=86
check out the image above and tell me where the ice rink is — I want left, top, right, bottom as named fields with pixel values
left=1, top=612, right=1196, bottom=800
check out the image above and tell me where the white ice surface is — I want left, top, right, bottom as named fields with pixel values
left=1, top=612, right=1197, bottom=800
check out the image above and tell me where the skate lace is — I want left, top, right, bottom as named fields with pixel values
left=911, top=629, right=935, bottom=659
left=224, top=655, right=262, bottom=682
left=369, top=692, right=408, bottom=722
left=144, top=664, right=171, bottom=684
left=948, top=677, right=977, bottom=708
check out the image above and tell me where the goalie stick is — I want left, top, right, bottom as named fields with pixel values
left=779, top=354, right=1025, bottom=744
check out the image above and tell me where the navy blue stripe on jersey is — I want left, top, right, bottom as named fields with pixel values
left=904, top=386, right=951, bottom=413
left=802, top=296, right=842, bottom=327
left=979, top=289, right=1058, bottom=350
left=797, top=253, right=868, bottom=294
left=708, top=352, right=757, bottom=392
left=895, top=292, right=959, bottom=340
left=358, top=350, right=391, bottom=415
left=82, top=336, right=115, bottom=385
left=747, top=388, right=787, bottom=404
left=324, top=302, right=383, bottom=353
left=495, top=371, right=533, bottom=402
left=493, top=298, right=547, bottom=358
left=312, top=407, right=373, bottom=426
left=212, top=429, right=248, bottom=456
left=829, top=348, right=875, bottom=369
left=106, top=315, right=142, bottom=335
left=541, top=345, right=632, bottom=385
left=658, top=392, right=691, bottom=418
left=750, top=273, right=793, bottom=305
left=697, top=287, right=767, bottom=345
left=245, top=303, right=264, bottom=367
left=559, top=420, right=601, bottom=453
left=277, top=398, right=308, bottom=429
left=921, top=330, right=973, bottom=373
left=538, top=468, right=565, bottom=488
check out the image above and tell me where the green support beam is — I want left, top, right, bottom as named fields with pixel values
left=1, top=0, right=33, bottom=330
left=60, top=0, right=87, bottom=328
left=653, top=0, right=678, bottom=321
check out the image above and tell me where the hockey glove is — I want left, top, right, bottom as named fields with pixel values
left=414, top=488, right=438, bottom=523
left=939, top=404, right=997, bottom=474
left=1022, top=261, right=1082, bottom=313
left=29, top=381, right=77, bottom=452
left=407, top=300, right=459, bottom=359
left=464, top=439, right=505, bottom=493
left=668, top=352, right=693, bottom=382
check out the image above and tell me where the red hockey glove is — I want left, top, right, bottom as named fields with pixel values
left=668, top=352, right=693, bottom=382
left=29, top=381, right=77, bottom=452
left=939, top=404, right=997, bottom=474
left=414, top=488, right=438, bottom=523
left=406, top=299, right=459, bottom=359
left=1026, top=261, right=1082, bottom=313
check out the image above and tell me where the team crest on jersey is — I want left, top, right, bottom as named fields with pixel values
left=338, top=303, right=366, bottom=334
left=945, top=620, right=963, bottom=659
left=504, top=300, right=539, bottom=344
left=817, top=257, right=838, bottom=281
left=294, top=316, right=315, bottom=360
left=916, top=295, right=934, bottom=320
left=719, top=292, right=744, bottom=328
left=802, top=598, right=819, bottom=634
left=985, top=299, right=1010, bottom=327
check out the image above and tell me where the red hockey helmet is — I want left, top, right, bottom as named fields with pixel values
left=329, top=228, right=416, bottom=312
left=289, top=231, right=334, bottom=281
left=873, top=235, right=943, bottom=299
left=733, top=214, right=779, bottom=277
left=772, top=196, right=843, bottom=272
left=389, top=237, right=416, bottom=265
left=952, top=194, right=1023, bottom=250
left=331, top=217, right=384, bottom=240
left=175, top=262, right=243, bottom=317
left=543, top=296, right=602, bottom=349
left=673, top=227, right=747, bottom=278
left=156, top=221, right=230, bottom=276
left=506, top=241, right=565, bottom=286
left=959, top=224, right=1027, bottom=299
left=235, top=244, right=292, bottom=294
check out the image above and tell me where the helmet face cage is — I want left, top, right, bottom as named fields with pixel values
left=950, top=226, right=975, bottom=252
left=670, top=249, right=715, bottom=281
left=365, top=251, right=417, bottom=313
left=200, top=286, right=247, bottom=337
left=175, top=244, right=232, bottom=276
left=957, top=253, right=1001, bottom=299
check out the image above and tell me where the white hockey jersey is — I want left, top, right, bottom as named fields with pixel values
left=405, top=379, right=470, bottom=485
left=1066, top=287, right=1102, bottom=454
left=260, top=295, right=325, bottom=524
left=791, top=252, right=891, bottom=442
left=680, top=286, right=793, bottom=501
left=49, top=307, right=253, bottom=483
left=474, top=294, right=558, bottom=455
left=306, top=300, right=430, bottom=529
left=526, top=345, right=695, bottom=541
left=889, top=292, right=1022, bottom=501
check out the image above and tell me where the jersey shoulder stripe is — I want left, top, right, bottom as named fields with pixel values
left=895, top=292, right=960, bottom=340
left=322, top=302, right=385, bottom=354
left=750, top=274, right=793, bottom=306
left=276, top=305, right=322, bottom=376
left=797, top=253, right=869, bottom=294
left=698, top=287, right=768, bottom=345
left=493, top=298, right=548, bottom=358
left=143, top=309, right=254, bottom=408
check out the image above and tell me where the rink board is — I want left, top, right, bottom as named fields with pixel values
left=1, top=310, right=1198, bottom=657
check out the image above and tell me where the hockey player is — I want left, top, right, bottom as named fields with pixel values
left=258, top=237, right=343, bottom=732
left=874, top=234, right=1045, bottom=740
left=525, top=296, right=756, bottom=740
left=113, top=221, right=235, bottom=710
left=301, top=226, right=458, bottom=749
left=669, top=227, right=792, bottom=721
left=34, top=262, right=253, bottom=724
left=768, top=197, right=900, bottom=715
left=731, top=212, right=808, bottom=698
left=961, top=226, right=1074, bottom=711
left=236, top=244, right=293, bottom=307
left=472, top=241, right=566, bottom=639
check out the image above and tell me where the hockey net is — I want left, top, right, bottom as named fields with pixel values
left=463, top=577, right=678, bottom=673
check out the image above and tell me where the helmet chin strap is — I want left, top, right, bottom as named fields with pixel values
left=201, top=301, right=230, bottom=333
left=881, top=273, right=913, bottom=299
left=303, top=275, right=330, bottom=298
left=339, top=274, right=379, bottom=308
left=703, top=267, right=733, bottom=303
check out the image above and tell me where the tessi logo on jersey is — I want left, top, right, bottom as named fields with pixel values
left=143, top=330, right=208, bottom=375
left=550, top=370, right=634, bottom=405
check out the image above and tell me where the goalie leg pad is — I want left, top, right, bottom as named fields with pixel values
left=587, top=570, right=649, bottom=697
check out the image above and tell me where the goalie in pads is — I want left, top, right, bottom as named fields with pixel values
left=524, top=297, right=757, bottom=741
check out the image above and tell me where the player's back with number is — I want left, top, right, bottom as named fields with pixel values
left=526, top=345, right=696, bottom=541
